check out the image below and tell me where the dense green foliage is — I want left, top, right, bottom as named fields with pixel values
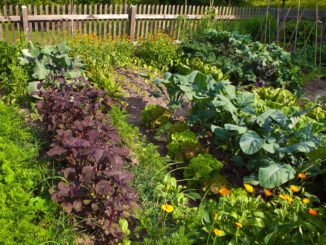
left=181, top=30, right=303, bottom=93
left=154, top=70, right=326, bottom=188
left=0, top=102, right=58, bottom=244
left=141, top=104, right=171, bottom=129
left=0, top=41, right=28, bottom=104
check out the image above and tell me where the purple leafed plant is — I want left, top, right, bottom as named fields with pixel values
left=36, top=76, right=138, bottom=242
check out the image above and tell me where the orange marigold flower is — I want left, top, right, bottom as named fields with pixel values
left=213, top=228, right=222, bottom=236
left=290, top=185, right=300, bottom=192
left=309, top=208, right=317, bottom=215
left=219, top=188, right=230, bottom=195
left=264, top=189, right=272, bottom=196
left=302, top=198, right=310, bottom=204
left=298, top=173, right=306, bottom=179
left=235, top=222, right=243, bottom=228
left=214, top=213, right=218, bottom=220
left=243, top=184, right=254, bottom=193
left=161, top=204, right=174, bottom=213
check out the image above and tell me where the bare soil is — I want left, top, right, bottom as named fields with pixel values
left=302, top=78, right=326, bottom=100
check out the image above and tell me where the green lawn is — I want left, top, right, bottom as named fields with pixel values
left=245, top=0, right=326, bottom=10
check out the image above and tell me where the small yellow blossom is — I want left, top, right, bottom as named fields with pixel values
left=290, top=185, right=300, bottom=193
left=279, top=194, right=287, bottom=200
left=214, top=213, right=218, bottom=220
left=214, top=228, right=222, bottom=236
left=243, top=184, right=254, bottom=193
left=235, top=222, right=243, bottom=228
left=161, top=204, right=174, bottom=213
left=302, top=198, right=310, bottom=204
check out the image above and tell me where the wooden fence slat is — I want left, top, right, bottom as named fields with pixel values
left=57, top=5, right=61, bottom=43
left=0, top=7, right=3, bottom=41
left=3, top=6, right=8, bottom=42
left=72, top=4, right=76, bottom=34
left=15, top=5, right=20, bottom=41
left=93, top=4, right=97, bottom=34
left=9, top=5, right=15, bottom=43
left=166, top=5, right=171, bottom=34
left=27, top=5, right=32, bottom=41
left=154, top=4, right=159, bottom=35
left=83, top=5, right=87, bottom=35
left=173, top=5, right=179, bottom=38
left=141, top=5, right=146, bottom=36
left=170, top=5, right=175, bottom=36
left=123, top=4, right=127, bottom=36
left=149, top=4, right=155, bottom=35
left=129, top=5, right=136, bottom=40
left=39, top=5, right=45, bottom=45
left=51, top=5, right=55, bottom=44
left=103, top=4, right=108, bottom=38
left=99, top=4, right=102, bottom=38
left=162, top=4, right=168, bottom=31
left=3, top=6, right=9, bottom=42
left=158, top=5, right=163, bottom=33
left=113, top=5, right=117, bottom=39
left=33, top=5, right=38, bottom=43
left=118, top=4, right=122, bottom=37
left=45, top=5, right=50, bottom=45
left=109, top=4, right=112, bottom=37
left=62, top=5, right=66, bottom=41
left=145, top=4, right=151, bottom=36
left=177, top=5, right=183, bottom=40
left=88, top=5, right=92, bottom=34
left=78, top=4, right=82, bottom=33
left=68, top=4, right=72, bottom=36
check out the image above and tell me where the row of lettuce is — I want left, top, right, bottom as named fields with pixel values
left=0, top=27, right=325, bottom=244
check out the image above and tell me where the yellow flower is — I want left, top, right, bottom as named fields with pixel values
left=279, top=194, right=287, bottom=200
left=161, top=204, right=174, bottom=213
left=235, top=222, right=243, bottom=229
left=244, top=184, right=254, bottom=193
left=298, top=173, right=306, bottom=179
left=214, top=213, right=218, bottom=220
left=302, top=198, right=310, bottom=204
left=166, top=184, right=170, bottom=190
left=286, top=196, right=294, bottom=203
left=214, top=228, right=222, bottom=236
left=290, top=185, right=300, bottom=193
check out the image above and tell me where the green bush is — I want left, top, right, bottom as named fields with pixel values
left=141, top=104, right=171, bottom=129
left=167, top=130, right=200, bottom=159
left=184, top=153, right=223, bottom=189
left=135, top=31, right=181, bottom=71
left=180, top=30, right=303, bottom=93
left=0, top=102, right=58, bottom=244
left=0, top=41, right=28, bottom=104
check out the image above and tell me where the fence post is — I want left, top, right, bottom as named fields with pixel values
left=129, top=5, right=136, bottom=41
left=21, top=6, right=29, bottom=41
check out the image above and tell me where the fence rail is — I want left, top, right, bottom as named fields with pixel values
left=0, top=4, right=325, bottom=45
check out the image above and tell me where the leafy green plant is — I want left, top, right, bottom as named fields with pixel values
left=184, top=153, right=223, bottom=189
left=141, top=104, right=171, bottom=129
left=0, top=41, right=28, bottom=104
left=167, top=130, right=201, bottom=159
left=19, top=42, right=86, bottom=97
left=0, top=102, right=62, bottom=244
left=135, top=31, right=181, bottom=72
left=180, top=30, right=303, bottom=93
left=155, top=70, right=325, bottom=188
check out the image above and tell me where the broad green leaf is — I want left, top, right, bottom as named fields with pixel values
left=224, top=124, right=247, bottom=134
left=27, top=81, right=41, bottom=99
left=209, top=124, right=230, bottom=143
left=270, top=109, right=288, bottom=128
left=283, top=141, right=317, bottom=153
left=243, top=173, right=260, bottom=185
left=258, top=163, right=295, bottom=188
left=239, top=130, right=264, bottom=155
left=119, top=218, right=130, bottom=236
left=262, top=143, right=276, bottom=153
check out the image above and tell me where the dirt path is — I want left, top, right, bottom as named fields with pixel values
left=302, top=78, right=326, bottom=101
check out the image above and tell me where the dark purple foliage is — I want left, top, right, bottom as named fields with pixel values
left=36, top=76, right=138, bottom=241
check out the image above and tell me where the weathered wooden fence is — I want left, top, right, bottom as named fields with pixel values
left=0, top=4, right=325, bottom=45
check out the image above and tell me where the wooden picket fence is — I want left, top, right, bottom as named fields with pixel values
left=0, top=4, right=325, bottom=45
